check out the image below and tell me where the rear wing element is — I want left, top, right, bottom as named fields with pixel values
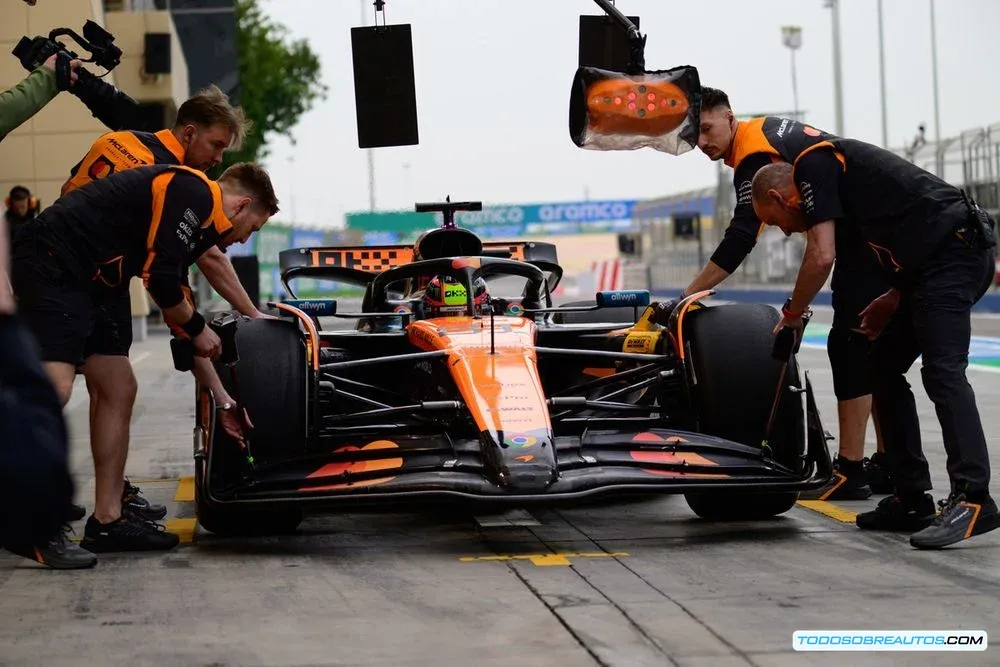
left=278, top=241, right=563, bottom=297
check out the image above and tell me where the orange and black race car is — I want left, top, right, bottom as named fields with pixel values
left=188, top=200, right=832, bottom=536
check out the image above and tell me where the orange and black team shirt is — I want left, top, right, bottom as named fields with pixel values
left=724, top=117, right=965, bottom=284
left=33, top=164, right=232, bottom=311
left=712, top=116, right=837, bottom=273
left=62, top=129, right=185, bottom=196
left=790, top=136, right=967, bottom=283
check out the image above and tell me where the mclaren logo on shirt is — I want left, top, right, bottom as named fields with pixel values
left=106, top=138, right=143, bottom=165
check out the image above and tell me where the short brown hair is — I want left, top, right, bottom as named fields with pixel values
left=700, top=87, right=732, bottom=111
left=174, top=85, right=252, bottom=151
left=218, top=162, right=280, bottom=216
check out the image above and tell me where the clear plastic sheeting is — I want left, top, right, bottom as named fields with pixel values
left=569, top=65, right=701, bottom=156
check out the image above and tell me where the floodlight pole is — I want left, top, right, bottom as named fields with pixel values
left=361, top=0, right=377, bottom=211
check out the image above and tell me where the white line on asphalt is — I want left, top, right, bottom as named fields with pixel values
left=473, top=509, right=541, bottom=527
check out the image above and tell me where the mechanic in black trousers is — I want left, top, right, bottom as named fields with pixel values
left=9, top=162, right=278, bottom=561
left=663, top=87, right=890, bottom=499
left=750, top=140, right=1000, bottom=549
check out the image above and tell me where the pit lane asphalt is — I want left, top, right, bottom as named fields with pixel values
left=2, top=312, right=999, bottom=666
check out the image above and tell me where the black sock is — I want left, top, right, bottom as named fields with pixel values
left=836, top=455, right=864, bottom=478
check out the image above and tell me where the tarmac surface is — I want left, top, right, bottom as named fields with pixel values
left=2, top=309, right=1000, bottom=666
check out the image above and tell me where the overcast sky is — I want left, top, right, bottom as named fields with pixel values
left=255, top=0, right=1000, bottom=229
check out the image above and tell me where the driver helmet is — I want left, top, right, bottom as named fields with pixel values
left=422, top=274, right=490, bottom=318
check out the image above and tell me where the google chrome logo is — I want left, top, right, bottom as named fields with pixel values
left=508, top=434, right=537, bottom=448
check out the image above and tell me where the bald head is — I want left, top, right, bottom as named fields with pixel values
left=751, top=162, right=794, bottom=204
left=750, top=162, right=806, bottom=236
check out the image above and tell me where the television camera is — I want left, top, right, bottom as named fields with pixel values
left=12, top=20, right=140, bottom=131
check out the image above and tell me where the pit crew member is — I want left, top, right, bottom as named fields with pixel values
left=750, top=145, right=999, bottom=549
left=10, top=162, right=279, bottom=557
left=55, top=85, right=264, bottom=526
left=665, top=87, right=890, bottom=499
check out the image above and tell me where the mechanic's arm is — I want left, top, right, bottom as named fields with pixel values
left=191, top=356, right=235, bottom=405
left=142, top=173, right=220, bottom=357
left=191, top=352, right=252, bottom=444
left=682, top=154, right=774, bottom=297
left=786, top=221, right=836, bottom=316
left=195, top=246, right=267, bottom=318
left=780, top=150, right=845, bottom=325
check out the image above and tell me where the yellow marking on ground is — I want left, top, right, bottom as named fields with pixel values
left=797, top=500, right=858, bottom=523
left=459, top=552, right=629, bottom=567
left=165, top=518, right=198, bottom=544
left=175, top=476, right=195, bottom=502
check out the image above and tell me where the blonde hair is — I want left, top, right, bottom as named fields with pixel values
left=174, top=84, right=252, bottom=151
left=219, top=162, right=280, bottom=216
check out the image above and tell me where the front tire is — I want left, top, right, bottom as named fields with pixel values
left=196, top=317, right=308, bottom=535
left=685, top=490, right=798, bottom=521
left=681, top=303, right=804, bottom=520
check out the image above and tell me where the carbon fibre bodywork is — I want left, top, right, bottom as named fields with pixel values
left=192, top=239, right=833, bottom=517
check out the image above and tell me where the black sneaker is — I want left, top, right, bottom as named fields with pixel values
left=801, top=456, right=872, bottom=500
left=856, top=492, right=937, bottom=531
left=66, top=503, right=87, bottom=522
left=864, top=453, right=894, bottom=494
left=122, top=479, right=167, bottom=521
left=910, top=493, right=1000, bottom=550
left=79, top=514, right=179, bottom=553
left=4, top=525, right=97, bottom=570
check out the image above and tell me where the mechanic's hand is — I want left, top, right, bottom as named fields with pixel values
left=651, top=297, right=681, bottom=326
left=42, top=55, right=80, bottom=85
left=218, top=407, right=253, bottom=445
left=773, top=313, right=804, bottom=336
left=247, top=309, right=279, bottom=321
left=193, top=326, right=222, bottom=359
left=857, top=289, right=901, bottom=340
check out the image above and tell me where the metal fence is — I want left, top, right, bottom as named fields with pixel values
left=895, top=122, right=1000, bottom=216
left=631, top=121, right=1000, bottom=293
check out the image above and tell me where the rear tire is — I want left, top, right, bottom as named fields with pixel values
left=681, top=303, right=804, bottom=521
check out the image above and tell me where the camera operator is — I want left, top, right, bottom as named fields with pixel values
left=0, top=53, right=79, bottom=141
left=0, top=52, right=98, bottom=568
left=12, top=20, right=142, bottom=133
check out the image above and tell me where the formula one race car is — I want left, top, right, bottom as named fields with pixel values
left=187, top=200, right=832, bottom=535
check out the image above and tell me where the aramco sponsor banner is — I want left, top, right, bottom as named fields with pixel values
left=345, top=200, right=638, bottom=241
